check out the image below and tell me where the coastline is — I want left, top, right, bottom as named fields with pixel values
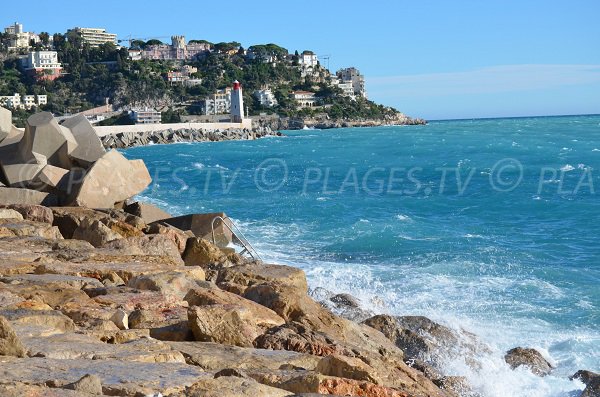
left=0, top=201, right=594, bottom=396
left=0, top=109, right=595, bottom=396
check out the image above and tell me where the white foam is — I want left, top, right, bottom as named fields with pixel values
left=560, top=164, right=575, bottom=172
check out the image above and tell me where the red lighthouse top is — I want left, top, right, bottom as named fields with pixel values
left=233, top=80, right=240, bottom=90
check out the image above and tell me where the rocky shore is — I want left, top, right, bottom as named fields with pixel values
left=99, top=112, right=426, bottom=150
left=254, top=113, right=427, bottom=131
left=0, top=107, right=596, bottom=397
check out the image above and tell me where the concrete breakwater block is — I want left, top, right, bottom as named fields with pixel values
left=0, top=107, right=152, bottom=210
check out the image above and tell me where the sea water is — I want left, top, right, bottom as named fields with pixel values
left=125, top=115, right=600, bottom=396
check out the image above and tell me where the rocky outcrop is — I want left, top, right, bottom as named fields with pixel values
left=504, top=347, right=554, bottom=376
left=253, top=113, right=427, bottom=132
left=0, top=315, right=26, bottom=357
left=0, top=204, right=456, bottom=397
left=571, top=370, right=600, bottom=397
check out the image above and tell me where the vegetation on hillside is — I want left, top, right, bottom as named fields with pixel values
left=0, top=31, right=402, bottom=126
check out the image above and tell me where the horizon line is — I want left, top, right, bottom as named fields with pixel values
left=427, top=113, right=600, bottom=123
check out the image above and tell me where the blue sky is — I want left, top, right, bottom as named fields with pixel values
left=2, top=0, right=599, bottom=119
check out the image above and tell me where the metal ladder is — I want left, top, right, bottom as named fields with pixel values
left=211, top=216, right=263, bottom=262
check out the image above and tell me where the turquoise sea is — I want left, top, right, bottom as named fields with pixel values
left=125, top=115, right=600, bottom=397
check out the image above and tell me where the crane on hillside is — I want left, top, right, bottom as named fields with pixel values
left=320, top=54, right=331, bottom=71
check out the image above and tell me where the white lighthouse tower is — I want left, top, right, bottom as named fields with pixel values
left=230, top=80, right=244, bottom=123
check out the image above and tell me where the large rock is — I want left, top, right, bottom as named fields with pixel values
left=20, top=112, right=77, bottom=169
left=0, top=208, right=23, bottom=220
left=571, top=370, right=600, bottom=397
left=0, top=218, right=63, bottom=239
left=188, top=304, right=272, bottom=347
left=251, top=372, right=408, bottom=397
left=124, top=201, right=171, bottom=224
left=69, top=150, right=151, bottom=209
left=22, top=332, right=185, bottom=363
left=146, top=222, right=191, bottom=254
left=0, top=204, right=53, bottom=223
left=504, top=347, right=554, bottom=376
left=219, top=263, right=308, bottom=294
left=0, top=315, right=27, bottom=357
left=169, top=341, right=320, bottom=372
left=0, top=356, right=209, bottom=396
left=61, top=114, right=105, bottom=167
left=72, top=218, right=122, bottom=247
left=0, top=106, right=11, bottom=142
left=161, top=212, right=234, bottom=246
left=0, top=187, right=58, bottom=205
left=363, top=314, right=488, bottom=370
left=185, top=376, right=292, bottom=397
left=63, top=374, right=103, bottom=395
left=129, top=269, right=206, bottom=299
left=184, top=286, right=284, bottom=328
left=315, top=354, right=381, bottom=384
left=102, top=235, right=184, bottom=265
left=183, top=237, right=241, bottom=269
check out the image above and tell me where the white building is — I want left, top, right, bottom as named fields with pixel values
left=130, top=108, right=161, bottom=124
left=201, top=88, right=232, bottom=115
left=4, top=22, right=39, bottom=51
left=22, top=51, right=62, bottom=80
left=337, top=67, right=367, bottom=98
left=68, top=27, right=118, bottom=47
left=290, top=91, right=317, bottom=108
left=230, top=81, right=244, bottom=123
left=299, top=51, right=318, bottom=68
left=337, top=81, right=355, bottom=98
left=0, top=93, right=47, bottom=110
left=253, top=89, right=278, bottom=108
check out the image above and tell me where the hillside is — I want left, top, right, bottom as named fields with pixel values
left=0, top=33, right=425, bottom=127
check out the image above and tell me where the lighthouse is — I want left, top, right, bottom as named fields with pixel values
left=230, top=80, right=244, bottom=123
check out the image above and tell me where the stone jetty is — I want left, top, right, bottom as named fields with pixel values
left=100, top=126, right=281, bottom=150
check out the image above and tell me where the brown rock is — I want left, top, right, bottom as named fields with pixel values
left=504, top=347, right=554, bottom=376
left=0, top=208, right=23, bottom=220
left=124, top=201, right=171, bottom=224
left=185, top=376, right=291, bottom=397
left=0, top=315, right=27, bottom=357
left=253, top=372, right=408, bottom=397
left=188, top=304, right=265, bottom=347
left=63, top=374, right=103, bottom=395
left=183, top=237, right=233, bottom=268
left=103, top=235, right=183, bottom=265
left=160, top=212, right=234, bottom=246
left=0, top=308, right=76, bottom=334
left=145, top=222, right=190, bottom=254
left=315, top=354, right=381, bottom=384
left=0, top=204, right=54, bottom=223
left=129, top=269, right=206, bottom=299
left=0, top=356, right=208, bottom=396
left=170, top=341, right=320, bottom=372
left=129, top=304, right=192, bottom=342
left=0, top=218, right=63, bottom=239
left=219, top=263, right=308, bottom=293
left=184, top=286, right=284, bottom=328
left=72, top=218, right=122, bottom=247
left=254, top=322, right=342, bottom=357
